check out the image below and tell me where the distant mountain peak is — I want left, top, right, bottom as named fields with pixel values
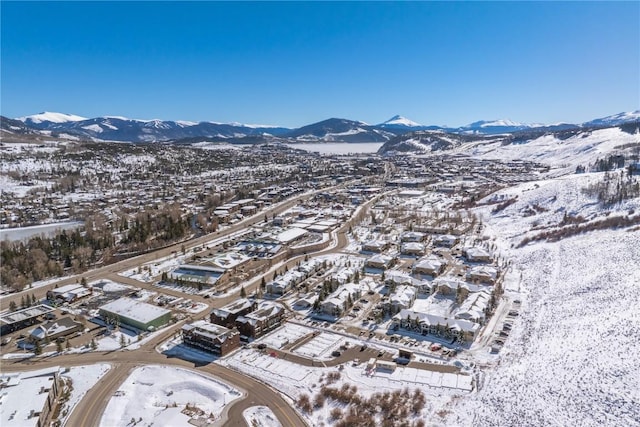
left=380, top=115, right=422, bottom=127
left=18, top=111, right=87, bottom=124
left=583, top=110, right=640, bottom=127
left=465, top=119, right=525, bottom=128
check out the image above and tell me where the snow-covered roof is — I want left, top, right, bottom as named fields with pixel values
left=390, top=285, right=416, bottom=307
left=276, top=227, right=308, bottom=243
left=394, top=309, right=479, bottom=333
left=29, top=317, right=80, bottom=340
left=0, top=366, right=61, bottom=427
left=401, top=242, right=425, bottom=252
left=0, top=305, right=54, bottom=326
left=212, top=298, right=254, bottom=319
left=100, top=298, right=170, bottom=324
left=413, top=256, right=446, bottom=272
left=237, top=301, right=283, bottom=325
left=182, top=320, right=237, bottom=341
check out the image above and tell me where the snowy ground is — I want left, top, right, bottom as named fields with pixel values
left=466, top=126, right=640, bottom=171
left=57, top=364, right=111, bottom=425
left=157, top=335, right=219, bottom=363
left=243, top=406, right=283, bottom=427
left=220, top=347, right=472, bottom=426
left=293, top=332, right=346, bottom=361
left=99, top=365, right=242, bottom=427
left=443, top=171, right=640, bottom=427
left=256, top=323, right=314, bottom=349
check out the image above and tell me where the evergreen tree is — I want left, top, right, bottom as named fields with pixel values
left=21, top=295, right=26, bottom=308
left=66, top=339, right=71, bottom=351
left=9, top=300, right=17, bottom=312
left=34, top=340, right=42, bottom=355
left=31, top=293, right=37, bottom=305
left=260, top=277, right=266, bottom=290
left=56, top=340, right=64, bottom=353
left=120, top=334, right=127, bottom=348
left=80, top=277, right=87, bottom=287
left=240, top=286, right=246, bottom=298
left=90, top=338, right=97, bottom=350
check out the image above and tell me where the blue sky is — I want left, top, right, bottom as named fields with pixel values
left=2, top=1, right=638, bottom=127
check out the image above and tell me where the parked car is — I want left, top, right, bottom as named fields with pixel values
left=331, top=350, right=341, bottom=357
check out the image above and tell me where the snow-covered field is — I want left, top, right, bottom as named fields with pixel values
left=285, top=142, right=383, bottom=154
left=220, top=347, right=472, bottom=425
left=257, top=323, right=313, bottom=349
left=293, top=332, right=346, bottom=360
left=100, top=365, right=242, bottom=427
left=243, top=406, right=282, bottom=427
left=444, top=171, right=640, bottom=426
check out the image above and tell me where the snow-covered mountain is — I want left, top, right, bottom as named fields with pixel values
left=10, top=109, right=639, bottom=143
left=458, top=119, right=534, bottom=134
left=378, top=115, right=423, bottom=128
left=18, top=111, right=88, bottom=124
left=283, top=118, right=394, bottom=143
left=582, top=110, right=640, bottom=127
left=14, top=114, right=291, bottom=143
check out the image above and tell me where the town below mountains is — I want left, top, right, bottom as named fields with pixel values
left=2, top=110, right=639, bottom=145
left=1, top=106, right=639, bottom=427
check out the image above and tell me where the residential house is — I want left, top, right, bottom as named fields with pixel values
left=29, top=317, right=83, bottom=343
left=361, top=240, right=390, bottom=253
left=400, top=242, right=425, bottom=257
left=210, top=298, right=257, bottom=328
left=462, top=247, right=492, bottom=263
left=366, top=254, right=394, bottom=270
left=400, top=231, right=426, bottom=243
left=391, top=309, right=480, bottom=342
left=413, top=256, right=446, bottom=277
left=236, top=301, right=285, bottom=338
left=467, top=265, right=499, bottom=285
left=433, top=234, right=459, bottom=248
left=321, top=283, right=362, bottom=317
left=389, top=285, right=417, bottom=314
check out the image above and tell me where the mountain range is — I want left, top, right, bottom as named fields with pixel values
left=1, top=110, right=638, bottom=144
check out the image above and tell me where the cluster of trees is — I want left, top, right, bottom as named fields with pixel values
left=120, top=205, right=191, bottom=252
left=8, top=292, right=39, bottom=312
left=581, top=171, right=640, bottom=206
left=297, top=382, right=427, bottom=427
left=1, top=205, right=193, bottom=293
left=1, top=230, right=97, bottom=292
left=519, top=213, right=640, bottom=247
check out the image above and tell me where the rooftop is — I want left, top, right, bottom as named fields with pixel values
left=99, top=298, right=170, bottom=324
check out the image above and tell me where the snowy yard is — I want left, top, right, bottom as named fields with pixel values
left=243, top=406, right=283, bottom=427
left=100, top=365, right=242, bottom=427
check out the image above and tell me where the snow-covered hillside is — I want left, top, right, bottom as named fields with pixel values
left=445, top=172, right=640, bottom=427
left=464, top=127, right=640, bottom=170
